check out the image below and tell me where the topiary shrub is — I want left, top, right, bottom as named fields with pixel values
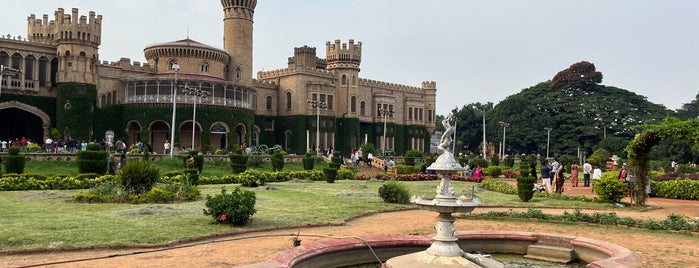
left=120, top=159, right=160, bottom=194
left=76, top=145, right=108, bottom=174
left=302, top=152, right=315, bottom=170
left=323, top=168, right=337, bottom=183
left=229, top=153, right=249, bottom=174
left=593, top=172, right=627, bottom=203
left=516, top=176, right=537, bottom=202
left=378, top=180, right=411, bottom=204
left=203, top=187, right=256, bottom=225
left=271, top=151, right=284, bottom=171
left=4, top=146, right=26, bottom=174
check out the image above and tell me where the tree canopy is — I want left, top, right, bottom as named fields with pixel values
left=550, top=61, right=603, bottom=93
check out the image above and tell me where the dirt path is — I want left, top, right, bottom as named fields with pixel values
left=2, top=176, right=698, bottom=268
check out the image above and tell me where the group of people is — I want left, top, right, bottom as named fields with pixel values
left=539, top=158, right=603, bottom=194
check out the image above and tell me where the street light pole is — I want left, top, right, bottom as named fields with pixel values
left=0, top=65, right=21, bottom=98
left=378, top=107, right=394, bottom=156
left=169, top=63, right=180, bottom=158
left=307, top=100, right=327, bottom=154
left=499, top=121, right=509, bottom=160
left=545, top=127, right=552, bottom=159
left=481, top=109, right=486, bottom=159
left=183, top=85, right=210, bottom=151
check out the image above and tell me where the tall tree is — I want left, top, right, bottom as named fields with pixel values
left=550, top=61, right=603, bottom=94
left=675, top=93, right=699, bottom=120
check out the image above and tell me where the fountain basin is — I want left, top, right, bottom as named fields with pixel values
left=239, top=231, right=641, bottom=268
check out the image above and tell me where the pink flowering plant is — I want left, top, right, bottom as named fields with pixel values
left=203, top=187, right=256, bottom=225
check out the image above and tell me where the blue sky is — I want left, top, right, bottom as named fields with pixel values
left=2, top=0, right=697, bottom=115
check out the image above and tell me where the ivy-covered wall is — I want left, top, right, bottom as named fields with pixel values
left=120, top=105, right=254, bottom=150
left=56, top=83, right=97, bottom=141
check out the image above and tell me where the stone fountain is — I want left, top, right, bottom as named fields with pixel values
left=384, top=113, right=503, bottom=268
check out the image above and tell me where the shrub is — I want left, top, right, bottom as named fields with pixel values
left=503, top=157, right=515, bottom=168
left=396, top=165, right=420, bottom=174
left=120, top=159, right=160, bottom=194
left=302, top=152, right=315, bottom=170
left=76, top=147, right=108, bottom=174
left=238, top=170, right=267, bottom=187
left=593, top=172, right=627, bottom=203
left=203, top=187, right=256, bottom=225
left=469, top=157, right=488, bottom=169
left=516, top=176, right=536, bottom=202
left=336, top=168, right=356, bottom=180
left=378, top=180, right=411, bottom=204
left=490, top=155, right=500, bottom=166
left=4, top=146, right=26, bottom=174
left=246, top=153, right=265, bottom=168
left=486, top=166, right=503, bottom=178
left=271, top=151, right=284, bottom=171
left=323, top=168, right=337, bottom=183
left=229, top=153, right=249, bottom=174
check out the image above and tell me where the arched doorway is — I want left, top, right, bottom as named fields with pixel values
left=235, top=124, right=246, bottom=146
left=149, top=121, right=169, bottom=154
left=209, top=122, right=229, bottom=150
left=126, top=121, right=141, bottom=147
left=0, top=101, right=51, bottom=144
left=180, top=121, right=202, bottom=150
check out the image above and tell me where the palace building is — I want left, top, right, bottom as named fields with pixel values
left=0, top=1, right=436, bottom=155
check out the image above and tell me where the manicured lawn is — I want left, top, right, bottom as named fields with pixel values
left=1, top=159, right=619, bottom=251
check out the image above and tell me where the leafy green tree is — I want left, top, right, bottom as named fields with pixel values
left=675, top=93, right=699, bottom=120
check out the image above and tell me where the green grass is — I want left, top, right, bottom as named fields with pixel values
left=1, top=160, right=618, bottom=251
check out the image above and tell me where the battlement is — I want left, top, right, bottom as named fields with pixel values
left=55, top=8, right=102, bottom=45
left=221, top=0, right=257, bottom=10
left=359, top=78, right=422, bottom=92
left=421, top=81, right=437, bottom=90
left=257, top=66, right=333, bottom=80
left=325, top=39, right=361, bottom=70
left=100, top=58, right=153, bottom=72
left=0, top=34, right=54, bottom=45
left=221, top=0, right=256, bottom=20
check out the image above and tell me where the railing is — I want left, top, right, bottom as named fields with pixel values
left=124, top=95, right=251, bottom=109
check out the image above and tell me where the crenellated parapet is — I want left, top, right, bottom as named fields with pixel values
left=421, top=81, right=437, bottom=90
left=221, top=0, right=257, bottom=20
left=326, top=39, right=361, bottom=70
left=359, top=78, right=423, bottom=92
left=257, top=66, right=333, bottom=80
left=100, top=58, right=153, bottom=72
left=27, top=8, right=102, bottom=46
left=287, top=45, right=327, bottom=69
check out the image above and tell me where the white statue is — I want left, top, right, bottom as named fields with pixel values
left=437, top=113, right=454, bottom=154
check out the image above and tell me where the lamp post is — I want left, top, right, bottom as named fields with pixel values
left=499, top=121, right=509, bottom=159
left=0, top=65, right=21, bottom=98
left=182, top=85, right=210, bottom=150
left=480, top=108, right=486, bottom=159
left=169, top=63, right=180, bottom=158
left=307, top=100, right=327, bottom=154
left=545, top=127, right=552, bottom=159
left=378, top=107, right=394, bottom=156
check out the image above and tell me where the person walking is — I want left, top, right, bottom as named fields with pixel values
left=570, top=163, right=580, bottom=187
left=540, top=161, right=552, bottom=193
left=555, top=163, right=566, bottom=194
left=164, top=140, right=171, bottom=155
left=583, top=161, right=592, bottom=187
left=108, top=154, right=117, bottom=175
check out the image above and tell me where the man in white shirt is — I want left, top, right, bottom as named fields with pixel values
left=1, top=140, right=7, bottom=152
left=583, top=161, right=592, bottom=187
left=45, top=138, right=53, bottom=153
left=592, top=165, right=603, bottom=193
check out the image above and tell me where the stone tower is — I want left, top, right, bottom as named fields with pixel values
left=27, top=8, right=102, bottom=84
left=221, top=0, right=256, bottom=86
left=326, top=39, right=362, bottom=114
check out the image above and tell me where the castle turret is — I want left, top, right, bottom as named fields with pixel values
left=221, top=0, right=256, bottom=85
left=51, top=8, right=102, bottom=85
